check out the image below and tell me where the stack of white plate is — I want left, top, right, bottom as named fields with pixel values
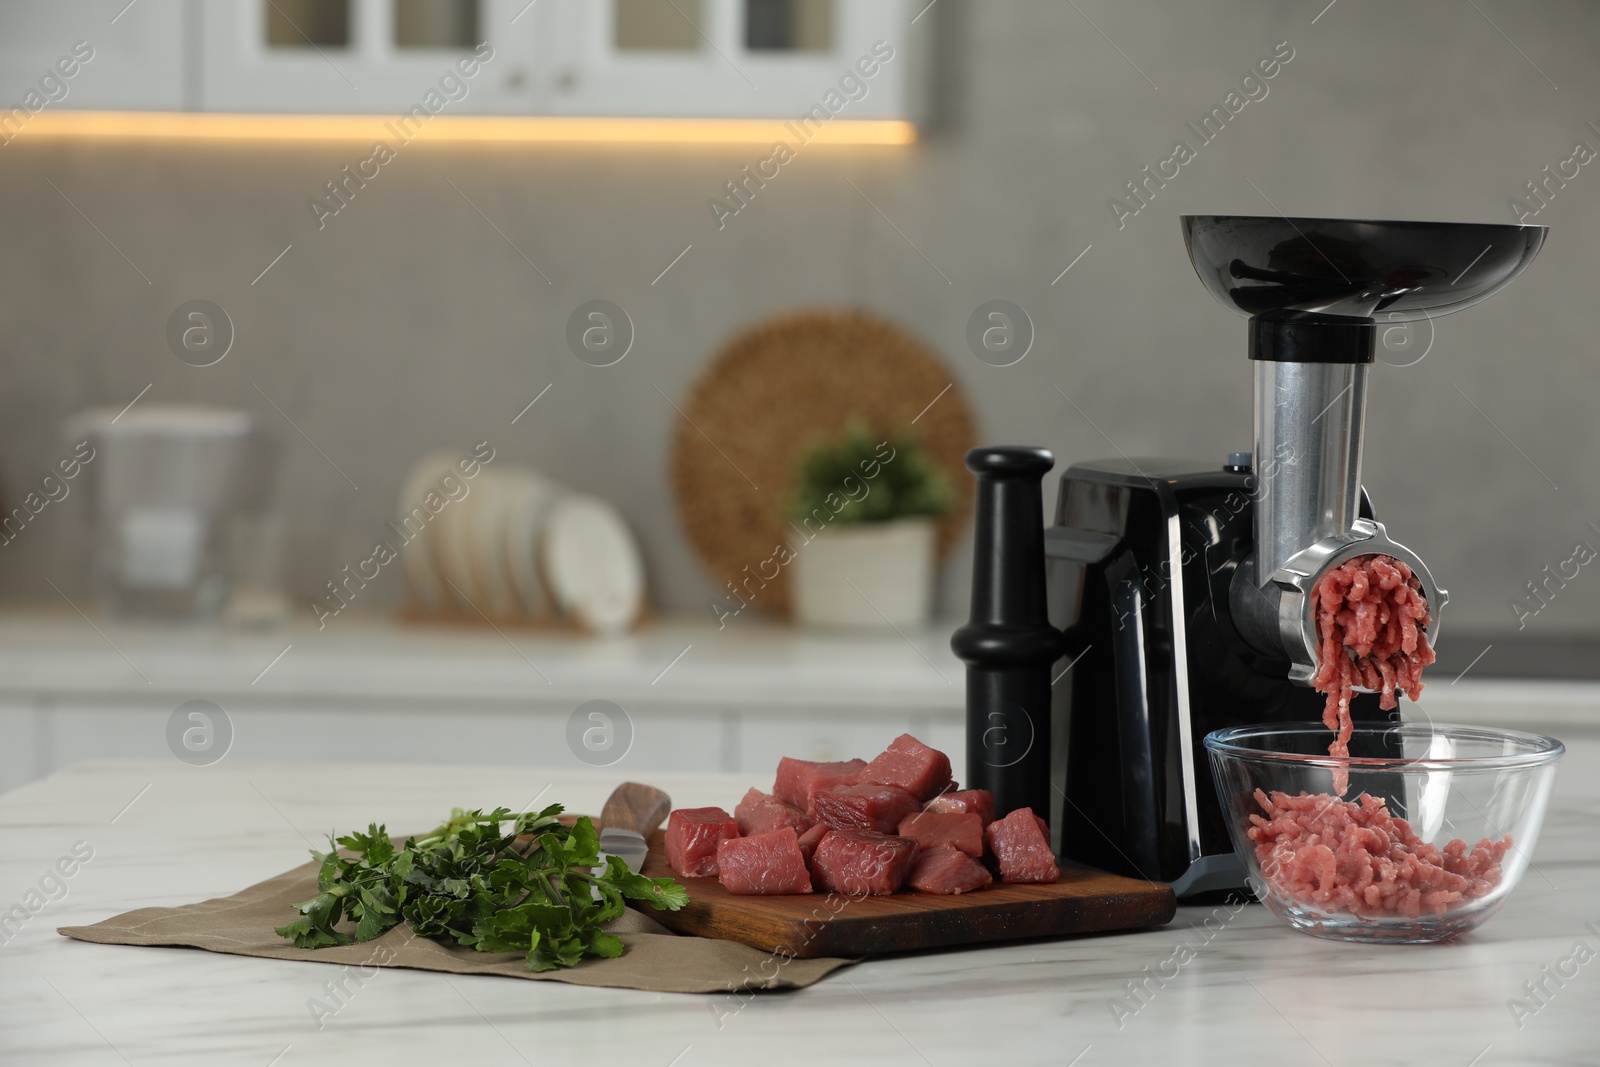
left=397, top=453, right=645, bottom=636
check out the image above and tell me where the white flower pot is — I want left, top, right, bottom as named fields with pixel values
left=791, top=517, right=936, bottom=629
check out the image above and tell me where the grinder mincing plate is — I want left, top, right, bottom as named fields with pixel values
left=955, top=215, right=1545, bottom=898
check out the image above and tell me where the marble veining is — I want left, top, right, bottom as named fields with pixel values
left=1, top=741, right=1597, bottom=1066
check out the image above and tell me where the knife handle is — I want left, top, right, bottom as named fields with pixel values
left=599, top=782, right=672, bottom=837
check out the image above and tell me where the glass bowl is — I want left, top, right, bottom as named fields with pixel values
left=1204, top=722, right=1564, bottom=943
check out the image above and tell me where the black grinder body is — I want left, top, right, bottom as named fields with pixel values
left=1045, top=457, right=1386, bottom=896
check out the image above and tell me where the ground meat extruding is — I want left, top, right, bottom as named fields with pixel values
left=1309, top=554, right=1437, bottom=795
left=1252, top=556, right=1511, bottom=921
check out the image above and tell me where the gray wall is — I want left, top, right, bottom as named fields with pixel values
left=3, top=0, right=1598, bottom=638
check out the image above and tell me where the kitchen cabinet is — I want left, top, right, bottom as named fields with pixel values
left=0, top=611, right=964, bottom=795
left=37, top=694, right=819, bottom=782
left=737, top=708, right=916, bottom=768
left=0, top=1, right=187, bottom=114
left=1, top=610, right=1592, bottom=797
left=197, top=0, right=538, bottom=115
left=0, top=698, right=37, bottom=789
left=26, top=0, right=927, bottom=121
left=222, top=701, right=730, bottom=772
left=536, top=0, right=925, bottom=120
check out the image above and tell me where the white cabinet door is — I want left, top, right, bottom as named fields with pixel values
left=0, top=698, right=39, bottom=797
left=223, top=701, right=727, bottom=773
left=737, top=708, right=917, bottom=771
left=0, top=0, right=186, bottom=115
left=543, top=0, right=925, bottom=119
left=45, top=696, right=730, bottom=777
left=51, top=699, right=175, bottom=768
left=197, top=0, right=545, bottom=115
left=736, top=708, right=965, bottom=778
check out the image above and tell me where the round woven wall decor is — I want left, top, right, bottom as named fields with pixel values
left=670, top=308, right=978, bottom=617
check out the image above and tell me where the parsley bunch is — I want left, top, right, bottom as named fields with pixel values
left=274, top=804, right=688, bottom=972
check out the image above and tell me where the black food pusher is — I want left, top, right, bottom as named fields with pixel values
left=951, top=446, right=1064, bottom=822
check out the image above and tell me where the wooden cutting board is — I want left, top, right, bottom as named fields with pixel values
left=631, top=830, right=1176, bottom=959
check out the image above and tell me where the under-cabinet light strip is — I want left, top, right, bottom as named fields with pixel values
left=9, top=111, right=917, bottom=145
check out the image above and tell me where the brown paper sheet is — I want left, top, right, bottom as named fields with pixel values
left=57, top=859, right=855, bottom=994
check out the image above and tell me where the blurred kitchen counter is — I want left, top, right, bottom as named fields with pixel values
left=0, top=607, right=966, bottom=795
left=0, top=606, right=963, bottom=706
left=0, top=606, right=1593, bottom=795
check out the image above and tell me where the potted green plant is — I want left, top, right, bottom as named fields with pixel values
left=784, top=423, right=952, bottom=628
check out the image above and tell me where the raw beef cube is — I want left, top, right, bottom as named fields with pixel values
left=810, top=830, right=918, bottom=896
left=897, top=811, right=984, bottom=857
left=859, top=734, right=954, bottom=801
left=923, top=789, right=997, bottom=825
left=908, top=844, right=994, bottom=895
left=734, top=788, right=815, bottom=837
left=985, top=807, right=1060, bottom=884
left=716, top=828, right=813, bottom=895
left=813, top=783, right=921, bottom=833
left=796, top=823, right=830, bottom=863
left=664, top=807, right=739, bottom=878
left=773, top=757, right=868, bottom=813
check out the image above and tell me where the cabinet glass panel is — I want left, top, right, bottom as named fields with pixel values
left=394, top=0, right=480, bottom=49
left=265, top=0, right=352, bottom=48
left=744, top=0, right=832, bottom=51
left=613, top=0, right=703, bottom=52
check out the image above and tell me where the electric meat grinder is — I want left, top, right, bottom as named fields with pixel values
left=955, top=215, right=1545, bottom=897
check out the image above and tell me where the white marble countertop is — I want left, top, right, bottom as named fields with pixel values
left=3, top=747, right=1598, bottom=1066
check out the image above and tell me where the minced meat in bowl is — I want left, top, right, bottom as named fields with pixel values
left=1205, top=722, right=1564, bottom=943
